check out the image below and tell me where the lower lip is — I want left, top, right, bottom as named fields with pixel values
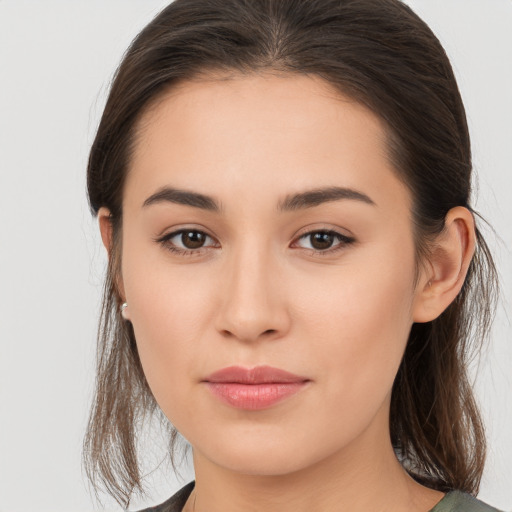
left=205, top=382, right=309, bottom=410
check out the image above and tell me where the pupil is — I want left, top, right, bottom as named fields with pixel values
left=311, top=232, right=333, bottom=250
left=183, top=231, right=205, bottom=249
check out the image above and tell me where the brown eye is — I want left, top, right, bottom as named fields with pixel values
left=295, top=230, right=355, bottom=256
left=157, top=229, right=217, bottom=256
left=309, top=232, right=336, bottom=250
left=180, top=230, right=207, bottom=249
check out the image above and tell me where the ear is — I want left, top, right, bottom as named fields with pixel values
left=98, top=207, right=127, bottom=308
left=98, top=207, right=114, bottom=258
left=412, top=206, right=476, bottom=323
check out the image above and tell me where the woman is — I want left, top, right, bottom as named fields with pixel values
left=83, top=0, right=502, bottom=510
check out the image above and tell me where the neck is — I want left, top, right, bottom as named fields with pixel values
left=188, top=407, right=444, bottom=512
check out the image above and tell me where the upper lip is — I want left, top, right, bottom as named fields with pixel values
left=204, top=365, right=309, bottom=384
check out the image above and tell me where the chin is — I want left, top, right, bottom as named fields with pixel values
left=193, top=428, right=348, bottom=477
left=213, top=452, right=311, bottom=476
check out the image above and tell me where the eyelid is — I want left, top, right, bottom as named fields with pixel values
left=163, top=228, right=217, bottom=246
left=294, top=224, right=354, bottom=241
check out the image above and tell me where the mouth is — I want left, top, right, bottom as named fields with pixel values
left=205, top=365, right=309, bottom=384
left=203, top=365, right=311, bottom=410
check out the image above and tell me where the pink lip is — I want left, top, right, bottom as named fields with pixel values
left=206, top=365, right=308, bottom=384
left=203, top=365, right=310, bottom=410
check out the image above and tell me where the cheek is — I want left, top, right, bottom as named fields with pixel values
left=301, top=247, right=416, bottom=417
left=120, top=239, right=214, bottom=411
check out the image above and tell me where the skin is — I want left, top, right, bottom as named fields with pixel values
left=99, top=72, right=475, bottom=512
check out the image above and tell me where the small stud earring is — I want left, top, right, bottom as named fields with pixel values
left=120, top=302, right=129, bottom=320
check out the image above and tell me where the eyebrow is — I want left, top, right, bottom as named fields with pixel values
left=143, top=186, right=222, bottom=212
left=142, top=185, right=376, bottom=212
left=278, top=186, right=376, bottom=211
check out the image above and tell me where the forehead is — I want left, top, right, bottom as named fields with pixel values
left=125, top=71, right=411, bottom=216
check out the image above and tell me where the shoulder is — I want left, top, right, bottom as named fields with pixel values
left=135, top=481, right=195, bottom=512
left=135, top=484, right=504, bottom=512
left=431, top=490, right=504, bottom=512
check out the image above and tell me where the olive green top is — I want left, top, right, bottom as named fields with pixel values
left=137, top=481, right=503, bottom=512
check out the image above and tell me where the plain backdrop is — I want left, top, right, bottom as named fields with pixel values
left=0, top=1, right=511, bottom=511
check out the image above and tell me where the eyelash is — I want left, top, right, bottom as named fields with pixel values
left=155, top=228, right=355, bottom=258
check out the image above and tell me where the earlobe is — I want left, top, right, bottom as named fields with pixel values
left=412, top=207, right=476, bottom=323
left=120, top=302, right=130, bottom=321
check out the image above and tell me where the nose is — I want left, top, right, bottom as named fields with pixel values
left=214, top=241, right=291, bottom=344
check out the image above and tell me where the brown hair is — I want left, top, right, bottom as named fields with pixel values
left=83, top=0, right=499, bottom=507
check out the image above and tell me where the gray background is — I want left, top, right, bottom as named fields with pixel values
left=0, top=1, right=510, bottom=511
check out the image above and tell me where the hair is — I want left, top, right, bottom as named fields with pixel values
left=83, top=0, right=499, bottom=507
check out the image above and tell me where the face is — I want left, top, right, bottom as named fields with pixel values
left=115, top=72, right=424, bottom=475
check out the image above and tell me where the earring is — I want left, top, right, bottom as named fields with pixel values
left=120, top=302, right=129, bottom=320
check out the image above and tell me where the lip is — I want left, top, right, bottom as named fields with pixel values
left=203, top=365, right=310, bottom=410
left=205, top=365, right=308, bottom=384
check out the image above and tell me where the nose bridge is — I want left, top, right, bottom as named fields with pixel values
left=216, top=235, right=287, bottom=342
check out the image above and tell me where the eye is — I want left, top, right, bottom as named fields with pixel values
left=156, top=229, right=217, bottom=256
left=293, top=230, right=355, bottom=256
left=156, top=228, right=355, bottom=258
